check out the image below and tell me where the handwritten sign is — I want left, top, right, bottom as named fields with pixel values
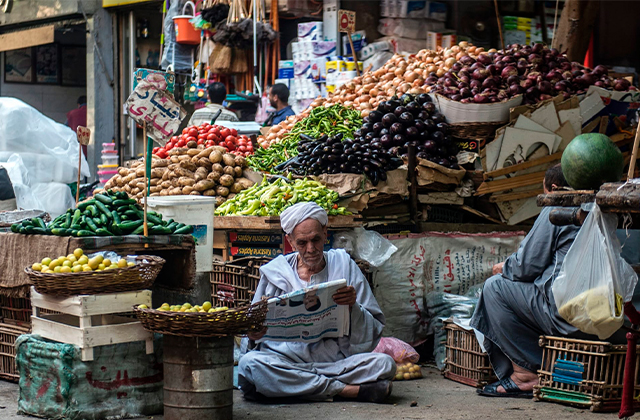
left=76, top=126, right=91, bottom=146
left=125, top=81, right=186, bottom=145
left=338, top=9, right=356, bottom=33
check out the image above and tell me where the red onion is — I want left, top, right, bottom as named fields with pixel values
left=528, top=54, right=542, bottom=65
left=507, top=75, right=520, bottom=86
left=472, top=68, right=489, bottom=80
left=459, top=56, right=475, bottom=66
left=470, top=79, right=481, bottom=89
left=521, top=79, right=534, bottom=89
left=527, top=71, right=541, bottom=81
left=460, top=87, right=472, bottom=98
left=482, top=78, right=497, bottom=89
left=501, top=66, right=518, bottom=78
left=532, top=43, right=544, bottom=54
left=537, top=80, right=552, bottom=94
left=554, top=80, right=569, bottom=91
left=614, top=78, right=631, bottom=91
left=545, top=71, right=562, bottom=83
left=477, top=54, right=493, bottom=65
left=593, top=65, right=608, bottom=76
left=473, top=94, right=489, bottom=104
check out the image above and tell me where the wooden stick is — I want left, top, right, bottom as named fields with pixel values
left=493, top=0, right=505, bottom=50
left=347, top=31, right=360, bottom=77
left=490, top=189, right=543, bottom=203
left=76, top=143, right=82, bottom=204
left=484, top=152, right=562, bottom=180
left=143, top=122, right=149, bottom=245
left=628, top=124, right=640, bottom=180
left=476, top=170, right=546, bottom=195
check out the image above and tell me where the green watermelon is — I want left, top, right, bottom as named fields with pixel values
left=561, top=133, right=624, bottom=190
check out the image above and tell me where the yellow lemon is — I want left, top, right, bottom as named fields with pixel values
left=73, top=248, right=83, bottom=258
left=72, top=265, right=82, bottom=273
left=88, top=257, right=101, bottom=270
left=199, top=309, right=206, bottom=313
left=127, top=262, right=135, bottom=267
left=202, top=301, right=212, bottom=311
left=62, top=260, right=73, bottom=268
left=179, top=307, right=187, bottom=312
left=83, top=267, right=93, bottom=272
left=53, top=266, right=62, bottom=273
left=102, top=259, right=111, bottom=267
left=208, top=308, right=216, bottom=313
left=182, top=303, right=192, bottom=309
left=117, top=259, right=127, bottom=268
left=94, top=255, right=104, bottom=264
left=98, top=263, right=106, bottom=270
left=57, top=256, right=66, bottom=262
left=32, top=263, right=43, bottom=271
left=60, top=266, right=72, bottom=273
left=138, top=304, right=148, bottom=309
left=78, top=256, right=89, bottom=265
left=48, top=260, right=60, bottom=269
left=41, top=257, right=52, bottom=266
left=67, top=255, right=77, bottom=263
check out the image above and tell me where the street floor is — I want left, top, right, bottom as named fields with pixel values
left=0, top=367, right=618, bottom=419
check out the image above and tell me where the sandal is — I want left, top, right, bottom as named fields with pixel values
left=356, top=379, right=393, bottom=403
left=477, top=377, right=533, bottom=399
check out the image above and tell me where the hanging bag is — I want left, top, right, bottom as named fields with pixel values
left=553, top=204, right=638, bottom=339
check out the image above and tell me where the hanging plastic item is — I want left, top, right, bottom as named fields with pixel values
left=173, top=1, right=201, bottom=45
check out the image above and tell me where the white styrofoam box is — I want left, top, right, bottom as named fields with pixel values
left=430, top=93, right=524, bottom=124
left=312, top=41, right=337, bottom=57
left=397, top=0, right=426, bottom=18
left=427, top=31, right=456, bottom=51
left=298, top=21, right=323, bottom=41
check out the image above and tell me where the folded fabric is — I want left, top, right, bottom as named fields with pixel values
left=558, top=285, right=623, bottom=340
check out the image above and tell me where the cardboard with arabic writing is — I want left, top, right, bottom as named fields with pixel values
left=338, top=10, right=356, bottom=33
left=125, top=81, right=186, bottom=145
left=76, top=126, right=91, bottom=146
left=133, top=68, right=175, bottom=95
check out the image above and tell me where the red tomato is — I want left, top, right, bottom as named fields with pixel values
left=197, top=139, right=204, bottom=145
left=165, top=143, right=174, bottom=151
left=188, top=128, right=198, bottom=137
left=157, top=150, right=168, bottom=159
left=220, top=128, right=230, bottom=138
left=207, top=133, right=216, bottom=141
left=186, top=136, right=197, bottom=143
left=152, top=147, right=159, bottom=153
left=180, top=134, right=189, bottom=142
left=238, top=146, right=246, bottom=152
left=177, top=139, right=186, bottom=147
left=225, top=135, right=236, bottom=143
left=230, top=129, right=238, bottom=137
left=182, top=128, right=189, bottom=135
left=205, top=141, right=214, bottom=147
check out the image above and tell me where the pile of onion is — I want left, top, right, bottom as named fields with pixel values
left=426, top=43, right=634, bottom=104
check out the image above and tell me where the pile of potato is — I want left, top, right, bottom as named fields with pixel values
left=104, top=145, right=254, bottom=206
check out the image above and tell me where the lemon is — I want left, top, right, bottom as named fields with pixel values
left=179, top=307, right=187, bottom=312
left=32, top=263, right=43, bottom=271
left=60, top=266, right=72, bottom=273
left=98, top=263, right=106, bottom=270
left=110, top=264, right=118, bottom=269
left=202, top=301, right=212, bottom=311
left=94, top=255, right=104, bottom=264
left=102, top=259, right=112, bottom=267
left=208, top=308, right=216, bottom=313
left=138, top=304, right=148, bottom=309
left=88, top=257, right=101, bottom=270
left=73, top=248, right=84, bottom=258
left=182, top=303, right=192, bottom=309
left=83, top=267, right=93, bottom=272
left=57, top=256, right=66, bottom=262
left=78, top=256, right=89, bottom=265
left=41, top=257, right=52, bottom=266
left=48, top=260, right=60, bottom=269
left=127, top=262, right=135, bottom=267
left=62, top=260, right=73, bottom=268
left=117, top=259, right=127, bottom=268
left=72, top=261, right=80, bottom=266
left=53, top=266, right=62, bottom=273
left=72, top=265, right=82, bottom=273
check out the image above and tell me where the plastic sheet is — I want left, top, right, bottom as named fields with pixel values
left=373, top=337, right=419, bottom=364
left=161, top=0, right=195, bottom=72
left=553, top=204, right=638, bottom=339
left=2, top=155, right=42, bottom=212
left=32, top=183, right=75, bottom=218
left=332, top=227, right=397, bottom=267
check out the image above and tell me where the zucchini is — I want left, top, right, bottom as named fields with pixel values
left=174, top=225, right=194, bottom=234
left=95, top=194, right=113, bottom=205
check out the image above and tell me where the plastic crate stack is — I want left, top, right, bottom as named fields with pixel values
left=97, top=142, right=119, bottom=188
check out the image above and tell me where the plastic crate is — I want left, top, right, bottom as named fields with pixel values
left=443, top=320, right=497, bottom=388
left=0, top=295, right=31, bottom=323
left=0, top=321, right=30, bottom=382
left=534, top=336, right=640, bottom=412
left=211, top=257, right=272, bottom=308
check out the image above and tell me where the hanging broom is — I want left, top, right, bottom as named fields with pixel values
left=230, top=48, right=248, bottom=74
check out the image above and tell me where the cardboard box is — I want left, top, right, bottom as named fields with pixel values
left=228, top=232, right=283, bottom=245
left=427, top=30, right=456, bottom=51
left=229, top=246, right=283, bottom=258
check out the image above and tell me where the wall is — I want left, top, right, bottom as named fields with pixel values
left=0, top=53, right=85, bottom=123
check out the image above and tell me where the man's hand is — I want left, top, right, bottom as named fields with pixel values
left=333, top=286, right=357, bottom=309
left=492, top=262, right=505, bottom=275
left=247, top=326, right=267, bottom=341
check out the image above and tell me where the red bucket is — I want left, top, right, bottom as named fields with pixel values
left=173, top=1, right=201, bottom=45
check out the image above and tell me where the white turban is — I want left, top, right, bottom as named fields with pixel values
left=280, top=202, right=328, bottom=235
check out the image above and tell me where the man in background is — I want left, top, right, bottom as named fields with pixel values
left=189, top=82, right=239, bottom=126
left=264, top=83, right=295, bottom=126
left=66, top=95, right=87, bottom=157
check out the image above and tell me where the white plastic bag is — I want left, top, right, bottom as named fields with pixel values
left=333, top=227, right=397, bottom=267
left=553, top=204, right=638, bottom=339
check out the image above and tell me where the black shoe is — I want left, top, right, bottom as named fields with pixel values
left=356, top=380, right=393, bottom=403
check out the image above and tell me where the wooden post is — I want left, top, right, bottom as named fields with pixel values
left=76, top=143, right=82, bottom=204
left=347, top=31, right=360, bottom=77
left=551, top=0, right=601, bottom=62
left=143, top=122, right=149, bottom=244
left=408, top=144, right=418, bottom=225
left=493, top=0, right=505, bottom=51
left=627, top=126, right=640, bottom=180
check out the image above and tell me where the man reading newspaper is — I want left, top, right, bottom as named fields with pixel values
left=239, top=202, right=396, bottom=403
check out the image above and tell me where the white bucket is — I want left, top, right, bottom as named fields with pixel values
left=147, top=196, right=215, bottom=272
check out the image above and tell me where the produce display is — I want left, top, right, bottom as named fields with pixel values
left=426, top=43, right=633, bottom=104
left=561, top=133, right=624, bottom=190
left=31, top=248, right=134, bottom=274
left=394, top=362, right=423, bottom=381
left=251, top=104, right=362, bottom=171
left=105, top=146, right=254, bottom=206
left=215, top=176, right=350, bottom=216
left=358, top=93, right=457, bottom=167
left=11, top=191, right=194, bottom=236
left=153, top=123, right=254, bottom=158
left=138, top=301, right=229, bottom=313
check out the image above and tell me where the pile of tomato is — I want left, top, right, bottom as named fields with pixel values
left=152, top=123, right=255, bottom=159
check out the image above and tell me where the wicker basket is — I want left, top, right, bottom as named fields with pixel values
left=534, top=336, right=640, bottom=412
left=450, top=122, right=504, bottom=142
left=133, top=300, right=268, bottom=337
left=0, top=295, right=32, bottom=323
left=443, top=321, right=497, bottom=388
left=25, top=255, right=165, bottom=297
left=0, top=321, right=31, bottom=382
left=211, top=257, right=272, bottom=308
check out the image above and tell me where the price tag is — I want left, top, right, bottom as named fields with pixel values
left=338, top=9, right=356, bottom=33
left=125, top=81, right=186, bottom=145
left=76, top=126, right=91, bottom=146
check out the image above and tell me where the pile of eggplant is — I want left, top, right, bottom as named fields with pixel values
left=357, top=93, right=459, bottom=169
left=276, top=133, right=401, bottom=185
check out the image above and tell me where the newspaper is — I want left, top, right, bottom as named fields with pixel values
left=259, top=279, right=350, bottom=343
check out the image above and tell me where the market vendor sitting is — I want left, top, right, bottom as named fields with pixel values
left=238, top=202, right=396, bottom=403
left=471, top=164, right=582, bottom=398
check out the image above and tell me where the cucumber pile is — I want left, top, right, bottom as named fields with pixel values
left=11, top=190, right=194, bottom=237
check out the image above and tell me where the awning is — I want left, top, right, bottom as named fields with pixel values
left=0, top=25, right=55, bottom=52
left=103, top=0, right=157, bottom=8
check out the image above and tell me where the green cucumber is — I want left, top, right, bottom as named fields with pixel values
left=71, top=209, right=81, bottom=226
left=118, top=220, right=144, bottom=232
left=76, top=230, right=95, bottom=237
left=95, top=228, right=112, bottom=236
left=95, top=201, right=112, bottom=219
left=111, top=211, right=122, bottom=225
left=100, top=214, right=109, bottom=226
left=95, top=194, right=113, bottom=205
left=77, top=199, right=96, bottom=211
left=147, top=213, right=163, bottom=225
left=64, top=213, right=72, bottom=229
left=10, top=224, right=19, bottom=233
left=131, top=224, right=145, bottom=235
left=150, top=225, right=172, bottom=234
left=86, top=218, right=99, bottom=233
left=174, top=225, right=194, bottom=234
left=113, top=199, right=136, bottom=207
left=86, top=205, right=98, bottom=218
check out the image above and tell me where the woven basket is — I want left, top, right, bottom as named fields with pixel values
left=449, top=122, right=505, bottom=141
left=133, top=299, right=268, bottom=337
left=25, top=255, right=165, bottom=297
left=211, top=257, right=273, bottom=308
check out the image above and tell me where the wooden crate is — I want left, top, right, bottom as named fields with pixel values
left=30, top=288, right=154, bottom=362
left=0, top=295, right=31, bottom=323
left=534, top=336, right=640, bottom=412
left=211, top=257, right=272, bottom=308
left=0, top=321, right=30, bottom=382
left=443, top=321, right=497, bottom=388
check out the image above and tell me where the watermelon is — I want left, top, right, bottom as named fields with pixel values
left=561, top=133, right=624, bottom=190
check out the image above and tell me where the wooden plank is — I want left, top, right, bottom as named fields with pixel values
left=0, top=26, right=55, bottom=52
left=476, top=171, right=546, bottom=195
left=213, top=215, right=362, bottom=231
left=213, top=230, right=227, bottom=249
left=418, top=192, right=464, bottom=205
left=537, top=191, right=596, bottom=207
left=483, top=152, right=562, bottom=180
left=490, top=189, right=543, bottom=203
left=30, top=288, right=152, bottom=317
left=458, top=205, right=505, bottom=225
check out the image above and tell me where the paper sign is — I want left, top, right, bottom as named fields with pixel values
left=125, top=81, right=186, bottom=145
left=76, top=126, right=91, bottom=146
left=338, top=9, right=356, bottom=33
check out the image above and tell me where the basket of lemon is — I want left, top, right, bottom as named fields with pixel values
left=133, top=299, right=269, bottom=337
left=25, top=248, right=165, bottom=297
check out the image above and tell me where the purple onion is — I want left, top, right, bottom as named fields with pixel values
left=538, top=81, right=552, bottom=94
left=528, top=54, right=542, bottom=65
left=501, top=66, right=518, bottom=78
left=482, top=78, right=497, bottom=89
left=460, top=56, right=475, bottom=66
left=473, top=94, right=489, bottom=104
left=593, top=65, right=608, bottom=76
left=477, top=54, right=493, bottom=65
left=472, top=68, right=489, bottom=80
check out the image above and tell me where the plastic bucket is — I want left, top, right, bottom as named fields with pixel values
left=173, top=1, right=201, bottom=45
left=147, top=196, right=215, bottom=272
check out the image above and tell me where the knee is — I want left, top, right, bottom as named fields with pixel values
left=482, top=274, right=505, bottom=300
left=238, top=351, right=263, bottom=378
left=372, top=353, right=397, bottom=380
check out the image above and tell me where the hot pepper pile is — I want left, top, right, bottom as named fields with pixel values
left=249, top=104, right=362, bottom=172
left=11, top=191, right=194, bottom=237
left=215, top=176, right=350, bottom=216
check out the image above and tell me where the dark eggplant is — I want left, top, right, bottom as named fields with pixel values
left=368, top=110, right=383, bottom=123
left=416, top=93, right=431, bottom=104
left=390, top=122, right=404, bottom=135
left=382, top=113, right=397, bottom=128
left=394, top=106, right=408, bottom=117
left=399, top=112, right=414, bottom=124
